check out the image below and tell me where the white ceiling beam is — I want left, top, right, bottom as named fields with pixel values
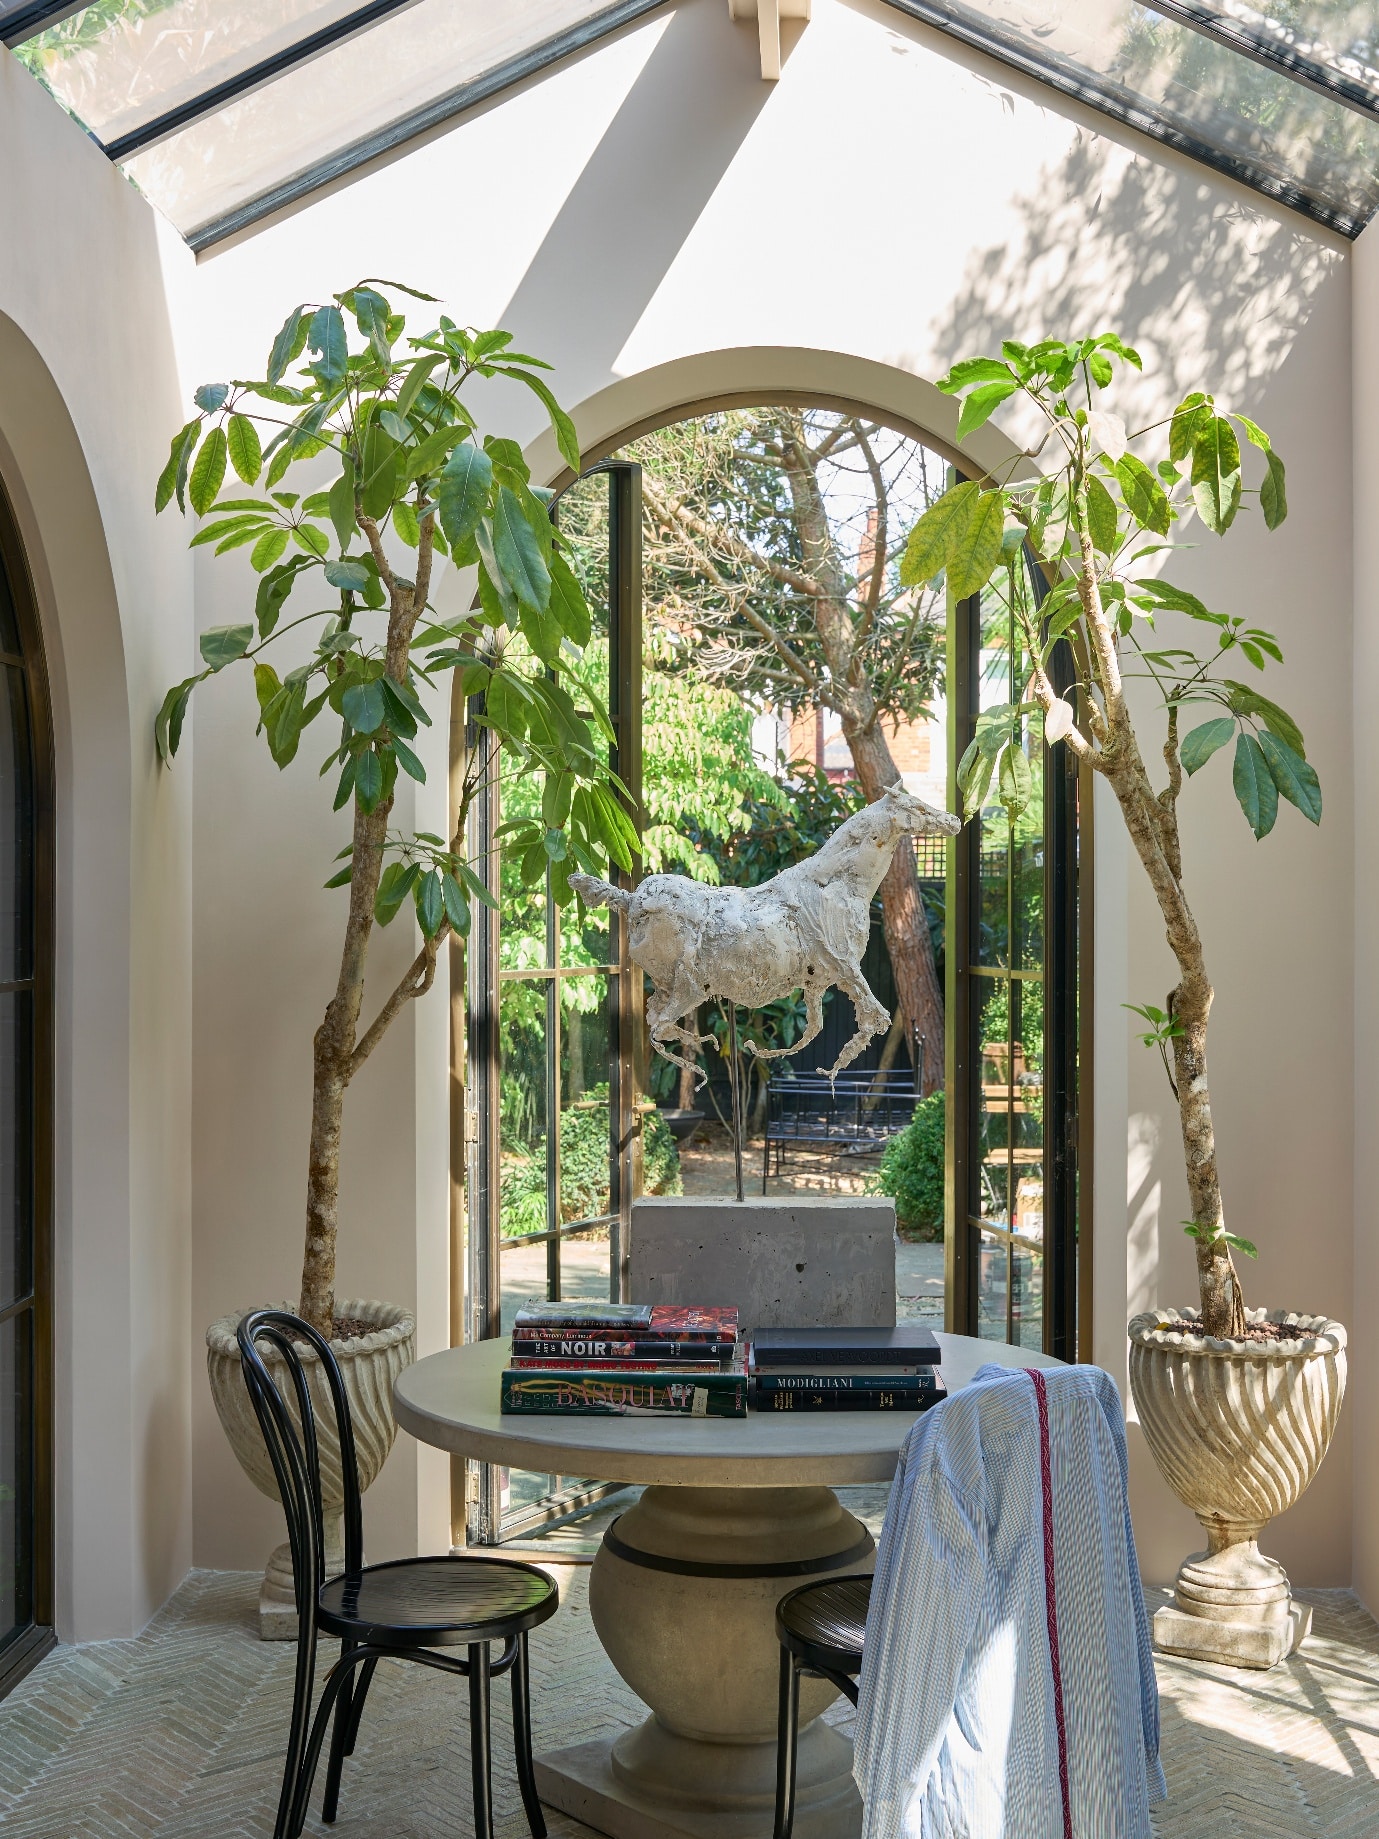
left=729, top=0, right=809, bottom=80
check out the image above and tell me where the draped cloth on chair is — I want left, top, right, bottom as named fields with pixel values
left=854, top=1364, right=1166, bottom=1839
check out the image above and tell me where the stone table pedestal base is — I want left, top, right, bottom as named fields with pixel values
left=535, top=1484, right=872, bottom=1839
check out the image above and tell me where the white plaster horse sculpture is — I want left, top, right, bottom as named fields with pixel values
left=570, top=784, right=962, bottom=1083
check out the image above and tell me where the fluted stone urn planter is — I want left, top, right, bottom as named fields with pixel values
left=1128, top=1307, right=1346, bottom=1670
left=206, top=1299, right=416, bottom=1639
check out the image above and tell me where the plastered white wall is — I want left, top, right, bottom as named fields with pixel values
left=0, top=50, right=195, bottom=1639
left=1351, top=223, right=1379, bottom=1614
left=171, top=0, right=1354, bottom=1583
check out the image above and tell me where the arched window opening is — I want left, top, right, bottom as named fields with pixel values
left=457, top=405, right=1084, bottom=1549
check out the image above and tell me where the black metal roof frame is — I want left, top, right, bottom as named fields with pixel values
left=4, top=0, right=1375, bottom=244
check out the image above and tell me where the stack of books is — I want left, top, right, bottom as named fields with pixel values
left=749, top=1325, right=946, bottom=1412
left=500, top=1300, right=747, bottom=1416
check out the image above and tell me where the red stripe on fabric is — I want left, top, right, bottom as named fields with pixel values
left=1031, top=1368, right=1073, bottom=1839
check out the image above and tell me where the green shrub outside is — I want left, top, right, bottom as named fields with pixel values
left=501, top=1085, right=682, bottom=1237
left=869, top=1091, right=945, bottom=1242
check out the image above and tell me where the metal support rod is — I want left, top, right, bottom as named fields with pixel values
left=728, top=1007, right=744, bottom=1204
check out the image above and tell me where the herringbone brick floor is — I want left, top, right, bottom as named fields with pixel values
left=3, top=1569, right=1376, bottom=1836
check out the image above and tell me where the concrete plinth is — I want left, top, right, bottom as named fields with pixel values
left=630, top=1195, right=896, bottom=1329
left=1153, top=1600, right=1311, bottom=1670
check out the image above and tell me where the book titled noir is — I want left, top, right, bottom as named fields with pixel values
left=501, top=1369, right=748, bottom=1417
left=751, top=1326, right=943, bottom=1368
left=509, top=1337, right=736, bottom=1363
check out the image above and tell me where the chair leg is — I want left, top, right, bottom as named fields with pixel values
left=469, top=1641, right=494, bottom=1839
left=320, top=1641, right=356, bottom=1826
left=773, top=1646, right=801, bottom=1839
left=274, top=1619, right=319, bottom=1839
left=510, top=1631, right=547, bottom=1839
left=343, top=1654, right=378, bottom=1756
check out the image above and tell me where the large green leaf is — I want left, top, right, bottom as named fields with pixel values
left=360, top=422, right=400, bottom=521
left=255, top=555, right=311, bottom=636
left=156, top=418, right=201, bottom=513
left=1233, top=731, right=1278, bottom=839
left=955, top=379, right=1019, bottom=441
left=1179, top=716, right=1234, bottom=775
left=938, top=357, right=1014, bottom=394
left=1084, top=475, right=1119, bottom=555
left=997, top=742, right=1033, bottom=818
left=1191, top=415, right=1242, bottom=533
left=501, top=368, right=581, bottom=475
left=154, top=672, right=207, bottom=764
left=227, top=414, right=262, bottom=484
left=1114, top=454, right=1170, bottom=536
left=941, top=488, right=1005, bottom=600
left=438, top=444, right=493, bottom=551
left=188, top=427, right=228, bottom=517
left=328, top=460, right=357, bottom=550
left=440, top=874, right=470, bottom=936
left=354, top=747, right=384, bottom=811
left=900, top=481, right=981, bottom=587
left=267, top=306, right=309, bottom=384
left=491, top=484, right=551, bottom=612
left=307, top=305, right=347, bottom=391
left=1169, top=392, right=1210, bottom=462
left=342, top=678, right=386, bottom=734
left=375, top=860, right=419, bottom=926
left=547, top=550, right=591, bottom=647
left=1257, top=730, right=1321, bottom=824
left=1260, top=450, right=1287, bottom=530
left=1222, top=682, right=1305, bottom=755
left=199, top=623, right=254, bottom=671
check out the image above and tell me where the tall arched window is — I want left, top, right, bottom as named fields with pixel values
left=0, top=483, right=52, bottom=1693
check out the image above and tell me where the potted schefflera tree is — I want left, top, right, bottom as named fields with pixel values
left=902, top=336, right=1345, bottom=1669
left=158, top=283, right=636, bottom=1634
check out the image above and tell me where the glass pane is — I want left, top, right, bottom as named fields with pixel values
left=882, top=0, right=1379, bottom=231
left=99, top=0, right=636, bottom=237
left=13, top=0, right=364, bottom=146
left=0, top=1307, right=34, bottom=1647
left=0, top=992, right=33, bottom=1314
left=976, top=1232, right=1009, bottom=1341
left=1011, top=1239, right=1044, bottom=1351
left=499, top=978, right=549, bottom=1244
left=555, top=470, right=612, bottom=721
left=558, top=974, right=611, bottom=1224
left=0, top=668, right=35, bottom=986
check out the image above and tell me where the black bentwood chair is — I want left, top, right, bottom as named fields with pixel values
left=237, top=1310, right=558, bottom=1839
left=772, top=1574, right=873, bottom=1839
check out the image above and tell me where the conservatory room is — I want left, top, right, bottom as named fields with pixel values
left=0, top=0, right=1375, bottom=1834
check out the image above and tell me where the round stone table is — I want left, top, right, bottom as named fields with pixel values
left=394, top=1333, right=1058, bottom=1839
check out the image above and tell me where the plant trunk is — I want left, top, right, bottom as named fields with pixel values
left=844, top=716, right=945, bottom=1097
left=299, top=791, right=393, bottom=1337
left=1100, top=732, right=1245, bottom=1338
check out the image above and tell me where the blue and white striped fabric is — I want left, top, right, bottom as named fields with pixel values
left=853, top=1363, right=1166, bottom=1838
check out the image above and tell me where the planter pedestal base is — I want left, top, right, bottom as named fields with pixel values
left=1152, top=1529, right=1310, bottom=1671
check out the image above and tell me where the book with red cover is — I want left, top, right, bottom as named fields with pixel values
left=509, top=1356, right=728, bottom=1372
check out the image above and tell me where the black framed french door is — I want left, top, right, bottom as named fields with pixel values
left=0, top=481, right=52, bottom=1694
left=946, top=567, right=1086, bottom=1361
left=460, top=461, right=644, bottom=1547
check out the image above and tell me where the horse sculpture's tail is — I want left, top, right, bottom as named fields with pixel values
left=569, top=872, right=633, bottom=913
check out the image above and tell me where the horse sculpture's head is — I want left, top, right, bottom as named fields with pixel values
left=876, top=783, right=963, bottom=837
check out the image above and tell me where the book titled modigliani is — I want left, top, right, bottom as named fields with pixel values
left=500, top=1369, right=748, bottom=1417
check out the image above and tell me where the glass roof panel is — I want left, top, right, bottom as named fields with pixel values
left=11, top=0, right=658, bottom=244
left=886, top=0, right=1379, bottom=232
left=11, top=0, right=366, bottom=149
left=8, top=0, right=1379, bottom=242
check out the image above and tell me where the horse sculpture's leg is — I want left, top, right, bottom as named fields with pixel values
left=646, top=976, right=715, bottom=1087
left=741, top=983, right=827, bottom=1063
left=819, top=974, right=892, bottom=1079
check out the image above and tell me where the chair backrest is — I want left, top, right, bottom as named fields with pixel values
left=237, top=1310, right=365, bottom=1617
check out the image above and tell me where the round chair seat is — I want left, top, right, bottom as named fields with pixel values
left=318, top=1555, right=559, bottom=1647
left=775, top=1574, right=872, bottom=1674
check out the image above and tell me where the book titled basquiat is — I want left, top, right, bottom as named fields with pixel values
left=500, top=1368, right=749, bottom=1417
